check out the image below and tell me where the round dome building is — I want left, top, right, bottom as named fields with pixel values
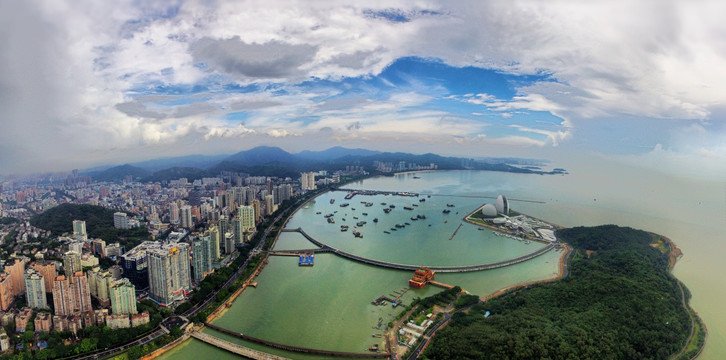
left=481, top=204, right=499, bottom=217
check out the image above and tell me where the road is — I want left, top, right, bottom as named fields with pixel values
left=408, top=313, right=452, bottom=360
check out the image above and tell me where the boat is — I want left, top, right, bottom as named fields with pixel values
left=383, top=208, right=392, bottom=213
left=316, top=211, right=321, bottom=215
left=353, top=230, right=363, bottom=238
left=340, top=203, right=349, bottom=207
left=395, top=224, right=404, bottom=228
left=411, top=217, right=418, bottom=221
left=412, top=204, right=418, bottom=207
left=409, top=267, right=435, bottom=288
left=417, top=214, right=426, bottom=219
left=341, top=225, right=349, bottom=232
left=353, top=216, right=358, bottom=220
left=330, top=199, right=335, bottom=204
left=419, top=198, right=425, bottom=202
left=365, top=202, right=373, bottom=207
left=447, top=204, right=455, bottom=207
left=390, top=228, right=397, bottom=231
left=389, top=205, right=395, bottom=208
left=373, top=218, right=378, bottom=223
left=368, top=345, right=379, bottom=352
left=405, top=222, right=411, bottom=225
left=327, top=217, right=335, bottom=224
left=356, top=221, right=367, bottom=226
left=403, top=206, right=414, bottom=210
left=442, top=209, right=451, bottom=214
left=413, top=176, right=421, bottom=179
left=384, top=231, right=391, bottom=234
left=362, top=212, right=368, bottom=216
left=352, top=208, right=356, bottom=210
left=381, top=202, right=387, bottom=205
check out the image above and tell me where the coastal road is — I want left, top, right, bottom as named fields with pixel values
left=408, top=313, right=452, bottom=360
left=73, top=327, right=167, bottom=360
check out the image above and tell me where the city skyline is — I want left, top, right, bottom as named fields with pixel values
left=1, top=1, right=725, bottom=178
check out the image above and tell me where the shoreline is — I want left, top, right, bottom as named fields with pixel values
left=479, top=243, right=571, bottom=303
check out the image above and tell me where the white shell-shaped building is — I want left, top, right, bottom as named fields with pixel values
left=481, top=204, right=499, bottom=217
left=496, top=195, right=509, bottom=215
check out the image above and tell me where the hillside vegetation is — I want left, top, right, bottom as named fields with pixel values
left=30, top=204, right=149, bottom=248
left=424, top=225, right=691, bottom=360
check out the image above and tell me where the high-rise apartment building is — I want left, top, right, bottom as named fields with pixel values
left=301, top=172, right=316, bottom=190
left=24, top=269, right=47, bottom=309
left=63, top=251, right=82, bottom=277
left=231, top=217, right=243, bottom=244
left=88, top=268, right=113, bottom=307
left=180, top=205, right=193, bottom=228
left=251, top=199, right=261, bottom=223
left=92, top=239, right=106, bottom=258
left=265, top=194, right=275, bottom=216
left=147, top=243, right=191, bottom=305
left=239, top=205, right=256, bottom=233
left=208, top=227, right=220, bottom=261
left=72, top=220, right=87, bottom=241
left=30, top=261, right=56, bottom=293
left=110, top=278, right=137, bottom=315
left=52, top=272, right=92, bottom=316
left=0, top=274, right=13, bottom=311
left=4, top=258, right=28, bottom=297
left=169, top=202, right=179, bottom=224
left=113, top=212, right=130, bottom=230
left=192, top=236, right=212, bottom=282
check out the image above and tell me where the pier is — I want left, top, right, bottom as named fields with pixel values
left=203, top=323, right=392, bottom=358
left=449, top=223, right=463, bottom=240
left=281, top=228, right=555, bottom=273
left=190, top=331, right=290, bottom=360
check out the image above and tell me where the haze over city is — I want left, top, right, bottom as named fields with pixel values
left=1, top=0, right=725, bottom=177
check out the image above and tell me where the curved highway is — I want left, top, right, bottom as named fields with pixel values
left=281, top=228, right=555, bottom=273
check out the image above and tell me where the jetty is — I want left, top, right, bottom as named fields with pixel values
left=203, top=323, right=392, bottom=358
left=191, top=331, right=290, bottom=360
left=280, top=228, right=555, bottom=273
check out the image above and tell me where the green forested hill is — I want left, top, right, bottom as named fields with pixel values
left=30, top=204, right=148, bottom=248
left=424, top=225, right=690, bottom=360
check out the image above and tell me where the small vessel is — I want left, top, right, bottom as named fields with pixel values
left=403, top=206, right=414, bottom=210
left=381, top=202, right=387, bottom=205
left=442, top=209, right=451, bottom=214
left=353, top=230, right=363, bottom=238
left=395, top=224, right=404, bottom=228
left=340, top=203, right=349, bottom=207
left=353, top=216, right=359, bottom=219
left=383, top=208, right=392, bottom=213
left=389, top=205, right=395, bottom=208
left=417, top=214, right=426, bottom=220
left=413, top=176, right=421, bottom=179
left=362, top=212, right=368, bottom=216
left=412, top=204, right=418, bottom=207
left=390, top=228, right=397, bottom=231
left=368, top=344, right=379, bottom=352
left=404, top=222, right=411, bottom=225
left=356, top=221, right=367, bottom=226
left=384, top=231, right=391, bottom=234
left=419, top=198, right=425, bottom=202
left=352, top=208, right=356, bottom=210
left=341, top=225, right=349, bottom=232
left=316, top=212, right=321, bottom=215
left=330, top=199, right=335, bottom=204
left=365, top=202, right=373, bottom=207
left=447, top=204, right=455, bottom=207
left=411, top=217, right=418, bottom=221
left=327, top=217, right=335, bottom=224
left=373, top=218, right=378, bottom=223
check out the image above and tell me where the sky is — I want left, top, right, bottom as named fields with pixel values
left=1, top=0, right=725, bottom=177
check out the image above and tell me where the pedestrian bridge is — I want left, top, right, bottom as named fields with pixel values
left=280, top=227, right=555, bottom=273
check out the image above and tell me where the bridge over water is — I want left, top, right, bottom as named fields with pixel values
left=279, top=228, right=555, bottom=273
left=203, top=323, right=392, bottom=358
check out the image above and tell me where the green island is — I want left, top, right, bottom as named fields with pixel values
left=422, top=225, right=705, bottom=360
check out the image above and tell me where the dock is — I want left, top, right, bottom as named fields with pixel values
left=449, top=223, right=463, bottom=240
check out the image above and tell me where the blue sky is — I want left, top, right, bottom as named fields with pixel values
left=1, top=1, right=725, bottom=176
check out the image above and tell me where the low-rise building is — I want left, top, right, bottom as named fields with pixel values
left=130, top=311, right=150, bottom=327
left=106, top=314, right=131, bottom=329
left=34, top=312, right=52, bottom=333
left=14, top=307, right=33, bottom=332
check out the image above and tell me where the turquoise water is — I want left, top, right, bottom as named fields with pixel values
left=164, top=167, right=726, bottom=359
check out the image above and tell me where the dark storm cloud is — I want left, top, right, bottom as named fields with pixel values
left=190, top=37, right=318, bottom=79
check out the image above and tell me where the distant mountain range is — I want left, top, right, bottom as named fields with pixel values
left=86, top=146, right=560, bottom=182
